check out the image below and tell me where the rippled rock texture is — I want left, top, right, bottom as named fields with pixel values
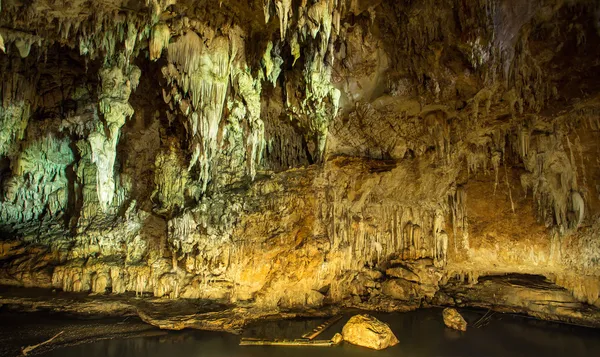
left=0, top=0, right=600, bottom=329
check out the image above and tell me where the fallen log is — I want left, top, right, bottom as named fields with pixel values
left=240, top=338, right=334, bottom=346
left=22, top=331, right=64, bottom=356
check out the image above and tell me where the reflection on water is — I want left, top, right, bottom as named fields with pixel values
left=42, top=308, right=600, bottom=357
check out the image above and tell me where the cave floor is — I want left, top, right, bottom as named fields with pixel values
left=3, top=308, right=600, bottom=357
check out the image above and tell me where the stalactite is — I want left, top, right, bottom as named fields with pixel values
left=516, top=118, right=581, bottom=232
left=275, top=0, right=293, bottom=40
left=164, top=30, right=232, bottom=191
left=90, top=56, right=140, bottom=212
left=149, top=23, right=170, bottom=60
left=0, top=102, right=29, bottom=157
left=449, top=187, right=468, bottom=252
left=262, top=41, right=284, bottom=86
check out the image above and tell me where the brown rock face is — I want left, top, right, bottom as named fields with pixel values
left=385, top=266, right=420, bottom=282
left=382, top=279, right=419, bottom=301
left=443, top=308, right=467, bottom=331
left=341, top=314, right=399, bottom=350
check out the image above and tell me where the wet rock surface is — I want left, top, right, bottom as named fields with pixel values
left=341, top=314, right=399, bottom=350
left=442, top=308, right=467, bottom=331
left=439, top=274, right=600, bottom=328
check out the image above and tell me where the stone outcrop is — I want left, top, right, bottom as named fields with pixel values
left=341, top=314, right=399, bottom=350
left=439, top=274, right=600, bottom=328
left=0, top=287, right=339, bottom=334
left=0, top=0, right=599, bottom=331
left=442, top=308, right=467, bottom=331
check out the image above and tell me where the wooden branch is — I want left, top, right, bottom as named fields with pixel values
left=22, top=331, right=64, bottom=356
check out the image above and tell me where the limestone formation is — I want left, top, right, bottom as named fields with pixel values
left=341, top=314, right=399, bottom=350
left=442, top=308, right=467, bottom=332
left=0, top=0, right=599, bottom=334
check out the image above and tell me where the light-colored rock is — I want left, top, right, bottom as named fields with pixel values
left=341, top=314, right=399, bottom=350
left=331, top=332, right=343, bottom=345
left=442, top=308, right=467, bottom=331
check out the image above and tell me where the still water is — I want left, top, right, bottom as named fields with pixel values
left=42, top=309, right=600, bottom=357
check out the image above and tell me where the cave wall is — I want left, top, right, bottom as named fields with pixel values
left=0, top=0, right=599, bottom=314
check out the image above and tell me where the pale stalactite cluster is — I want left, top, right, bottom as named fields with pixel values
left=0, top=65, right=36, bottom=157
left=516, top=114, right=587, bottom=233
left=262, top=0, right=347, bottom=162
left=161, top=25, right=265, bottom=191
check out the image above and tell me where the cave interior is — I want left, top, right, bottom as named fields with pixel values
left=1, top=0, right=600, bottom=352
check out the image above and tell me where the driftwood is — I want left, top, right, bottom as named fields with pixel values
left=240, top=338, right=334, bottom=346
left=473, top=309, right=495, bottom=328
left=302, top=315, right=343, bottom=340
left=241, top=314, right=343, bottom=347
left=22, top=331, right=64, bottom=356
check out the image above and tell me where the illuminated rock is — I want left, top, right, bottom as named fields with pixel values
left=341, top=314, right=399, bottom=350
left=442, top=308, right=467, bottom=332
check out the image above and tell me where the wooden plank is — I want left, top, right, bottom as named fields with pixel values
left=240, top=338, right=334, bottom=347
left=301, top=315, right=343, bottom=340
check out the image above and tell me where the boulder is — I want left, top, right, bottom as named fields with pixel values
left=341, top=314, right=399, bottom=350
left=381, top=278, right=418, bottom=300
left=442, top=308, right=467, bottom=331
